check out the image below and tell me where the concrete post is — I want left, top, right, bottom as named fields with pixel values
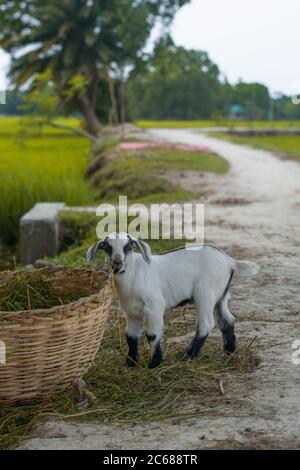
left=20, top=202, right=65, bottom=265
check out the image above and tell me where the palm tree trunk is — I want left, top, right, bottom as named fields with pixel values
left=105, top=66, right=119, bottom=126
left=120, top=81, right=126, bottom=124
left=78, top=94, right=101, bottom=136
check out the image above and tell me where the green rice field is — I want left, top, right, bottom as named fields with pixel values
left=0, top=117, right=95, bottom=244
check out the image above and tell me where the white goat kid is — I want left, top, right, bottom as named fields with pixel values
left=87, top=232, right=259, bottom=368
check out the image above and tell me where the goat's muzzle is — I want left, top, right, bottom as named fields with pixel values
left=112, top=259, right=125, bottom=274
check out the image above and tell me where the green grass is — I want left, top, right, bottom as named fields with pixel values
left=213, top=133, right=300, bottom=161
left=90, top=147, right=228, bottom=203
left=0, top=117, right=95, bottom=244
left=136, top=120, right=300, bottom=129
left=0, top=116, right=85, bottom=136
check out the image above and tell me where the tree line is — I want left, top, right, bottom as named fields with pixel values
left=0, top=1, right=299, bottom=133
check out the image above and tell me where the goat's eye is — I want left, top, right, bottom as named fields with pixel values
left=124, top=242, right=133, bottom=254
left=104, top=244, right=112, bottom=255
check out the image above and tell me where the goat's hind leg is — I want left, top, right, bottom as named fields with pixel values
left=182, top=332, right=208, bottom=360
left=182, top=293, right=215, bottom=360
left=215, top=292, right=236, bottom=354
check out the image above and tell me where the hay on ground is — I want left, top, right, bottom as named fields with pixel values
left=0, top=307, right=260, bottom=450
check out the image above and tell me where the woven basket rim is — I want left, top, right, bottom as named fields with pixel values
left=0, top=266, right=110, bottom=320
left=0, top=265, right=108, bottom=280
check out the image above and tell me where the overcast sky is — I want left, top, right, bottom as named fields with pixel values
left=171, top=0, right=300, bottom=95
left=0, top=0, right=299, bottom=95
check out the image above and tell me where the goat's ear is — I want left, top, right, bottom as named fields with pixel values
left=86, top=239, right=106, bottom=265
left=131, top=238, right=151, bottom=264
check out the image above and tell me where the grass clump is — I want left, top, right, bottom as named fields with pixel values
left=0, top=310, right=260, bottom=449
left=59, top=210, right=99, bottom=252
left=0, top=244, right=17, bottom=271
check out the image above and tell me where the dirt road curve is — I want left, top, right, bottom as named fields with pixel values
left=22, top=129, right=300, bottom=450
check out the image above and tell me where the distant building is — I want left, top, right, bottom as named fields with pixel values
left=229, top=104, right=246, bottom=120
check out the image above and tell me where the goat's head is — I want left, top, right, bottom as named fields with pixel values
left=86, top=232, right=151, bottom=273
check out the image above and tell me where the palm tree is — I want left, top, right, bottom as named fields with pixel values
left=0, top=0, right=189, bottom=135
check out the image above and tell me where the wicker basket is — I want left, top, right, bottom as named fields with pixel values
left=0, top=267, right=112, bottom=405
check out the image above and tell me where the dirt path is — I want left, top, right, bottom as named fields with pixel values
left=21, top=129, right=300, bottom=450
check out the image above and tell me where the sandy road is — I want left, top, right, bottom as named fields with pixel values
left=22, top=129, right=300, bottom=449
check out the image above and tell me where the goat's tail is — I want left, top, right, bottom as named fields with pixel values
left=234, top=260, right=260, bottom=278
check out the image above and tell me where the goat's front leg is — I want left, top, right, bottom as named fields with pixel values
left=145, top=310, right=164, bottom=369
left=125, top=314, right=143, bottom=368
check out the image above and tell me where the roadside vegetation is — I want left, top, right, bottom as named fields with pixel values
left=88, top=145, right=228, bottom=204
left=136, top=120, right=300, bottom=129
left=213, top=132, right=300, bottom=162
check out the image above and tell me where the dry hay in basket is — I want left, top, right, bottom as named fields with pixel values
left=0, top=268, right=107, bottom=313
left=0, top=306, right=260, bottom=450
left=0, top=273, right=78, bottom=312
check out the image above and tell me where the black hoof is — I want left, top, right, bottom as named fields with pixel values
left=148, top=349, right=163, bottom=369
left=224, top=345, right=236, bottom=355
left=182, top=345, right=199, bottom=360
left=149, top=358, right=163, bottom=369
left=182, top=335, right=207, bottom=360
left=126, top=356, right=138, bottom=368
left=224, top=334, right=236, bottom=355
